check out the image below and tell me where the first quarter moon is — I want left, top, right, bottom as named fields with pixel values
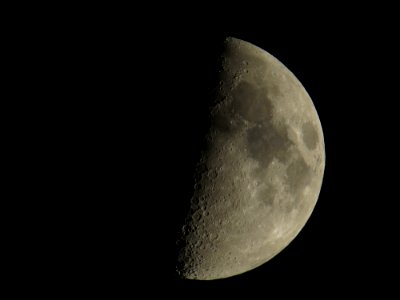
left=176, top=37, right=325, bottom=280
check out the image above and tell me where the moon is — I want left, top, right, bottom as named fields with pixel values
left=175, top=37, right=325, bottom=280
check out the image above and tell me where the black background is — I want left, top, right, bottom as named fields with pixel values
left=9, top=5, right=399, bottom=297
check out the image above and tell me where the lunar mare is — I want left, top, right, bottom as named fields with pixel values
left=176, top=37, right=325, bottom=280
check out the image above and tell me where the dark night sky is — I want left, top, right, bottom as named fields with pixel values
left=11, top=5, right=398, bottom=297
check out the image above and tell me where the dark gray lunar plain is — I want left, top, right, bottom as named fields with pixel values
left=176, top=37, right=325, bottom=280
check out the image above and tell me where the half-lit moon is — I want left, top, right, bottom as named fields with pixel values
left=176, top=37, right=325, bottom=280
